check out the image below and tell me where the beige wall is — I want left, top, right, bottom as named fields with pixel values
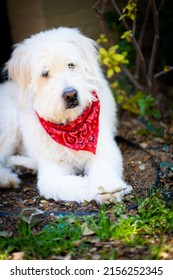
left=7, top=0, right=102, bottom=43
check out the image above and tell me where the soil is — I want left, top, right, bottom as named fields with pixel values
left=0, top=115, right=173, bottom=259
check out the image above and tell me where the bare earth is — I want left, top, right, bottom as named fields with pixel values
left=0, top=115, right=173, bottom=259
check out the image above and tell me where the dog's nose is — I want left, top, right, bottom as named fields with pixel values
left=63, top=87, right=79, bottom=109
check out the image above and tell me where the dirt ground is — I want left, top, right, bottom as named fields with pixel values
left=0, top=115, right=173, bottom=233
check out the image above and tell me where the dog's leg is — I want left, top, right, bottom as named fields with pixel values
left=37, top=161, right=88, bottom=202
left=86, top=141, right=132, bottom=203
left=0, top=163, right=20, bottom=188
left=7, top=155, right=37, bottom=175
left=0, top=82, right=22, bottom=188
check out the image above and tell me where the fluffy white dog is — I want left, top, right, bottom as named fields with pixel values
left=0, top=27, right=132, bottom=203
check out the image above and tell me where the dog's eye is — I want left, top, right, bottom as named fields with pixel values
left=68, top=63, right=75, bottom=69
left=41, top=70, right=49, bottom=78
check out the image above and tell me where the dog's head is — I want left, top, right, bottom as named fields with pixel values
left=6, top=27, right=102, bottom=124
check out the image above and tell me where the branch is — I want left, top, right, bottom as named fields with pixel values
left=154, top=66, right=173, bottom=79
left=92, top=0, right=114, bottom=44
left=121, top=64, right=145, bottom=91
left=158, top=0, right=166, bottom=13
left=147, top=0, right=160, bottom=88
left=132, top=10, right=137, bottom=36
left=110, top=0, right=130, bottom=30
left=135, top=1, right=151, bottom=79
left=111, top=0, right=148, bottom=87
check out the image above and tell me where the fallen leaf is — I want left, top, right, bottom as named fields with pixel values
left=12, top=251, right=24, bottom=260
left=81, top=223, right=95, bottom=236
left=0, top=230, right=13, bottom=238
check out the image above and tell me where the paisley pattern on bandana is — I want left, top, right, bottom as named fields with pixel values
left=37, top=92, right=100, bottom=154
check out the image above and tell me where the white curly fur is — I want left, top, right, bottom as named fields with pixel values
left=0, top=27, right=132, bottom=203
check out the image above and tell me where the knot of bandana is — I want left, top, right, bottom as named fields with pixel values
left=37, top=92, right=100, bottom=154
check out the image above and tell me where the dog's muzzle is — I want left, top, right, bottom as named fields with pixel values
left=63, top=87, right=79, bottom=109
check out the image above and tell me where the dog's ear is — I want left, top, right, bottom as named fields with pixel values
left=78, top=36, right=100, bottom=76
left=5, top=42, right=31, bottom=89
left=68, top=29, right=101, bottom=77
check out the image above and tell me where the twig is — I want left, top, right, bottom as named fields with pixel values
left=111, top=0, right=148, bottom=87
left=131, top=34, right=149, bottom=86
left=132, top=11, right=137, bottom=37
left=158, top=0, right=166, bottom=13
left=148, top=0, right=160, bottom=89
left=92, top=0, right=114, bottom=44
left=110, top=0, right=130, bottom=30
left=135, top=1, right=151, bottom=79
left=154, top=66, right=173, bottom=79
left=120, top=64, right=145, bottom=91
left=92, top=0, right=105, bottom=16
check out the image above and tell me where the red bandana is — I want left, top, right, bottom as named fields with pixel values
left=37, top=92, right=100, bottom=154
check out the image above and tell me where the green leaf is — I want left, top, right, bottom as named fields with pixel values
left=151, top=109, right=161, bottom=119
left=121, top=30, right=132, bottom=39
left=130, top=13, right=135, bottom=21
left=103, top=57, right=110, bottom=66
left=119, top=14, right=127, bottom=21
left=114, top=66, right=121, bottom=73
left=164, top=65, right=170, bottom=74
left=99, top=47, right=108, bottom=57
left=98, top=34, right=108, bottom=43
left=107, top=68, right=114, bottom=78
left=109, top=45, right=119, bottom=52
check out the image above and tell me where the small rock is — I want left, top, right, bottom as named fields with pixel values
left=139, top=163, right=146, bottom=170
left=140, top=143, right=148, bottom=149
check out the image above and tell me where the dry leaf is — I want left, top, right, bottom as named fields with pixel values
left=12, top=251, right=24, bottom=260
left=81, top=223, right=95, bottom=236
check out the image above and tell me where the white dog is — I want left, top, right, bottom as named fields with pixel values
left=0, top=27, right=132, bottom=203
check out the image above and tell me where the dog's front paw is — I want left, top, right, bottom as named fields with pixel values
left=0, top=168, right=20, bottom=189
left=97, top=183, right=132, bottom=204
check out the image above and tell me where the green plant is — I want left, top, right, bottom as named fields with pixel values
left=119, top=0, right=137, bottom=21
left=0, top=217, right=82, bottom=259
left=87, top=191, right=173, bottom=257
left=93, top=0, right=173, bottom=134
left=98, top=40, right=162, bottom=134
left=0, top=189, right=173, bottom=259
left=99, top=44, right=129, bottom=77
